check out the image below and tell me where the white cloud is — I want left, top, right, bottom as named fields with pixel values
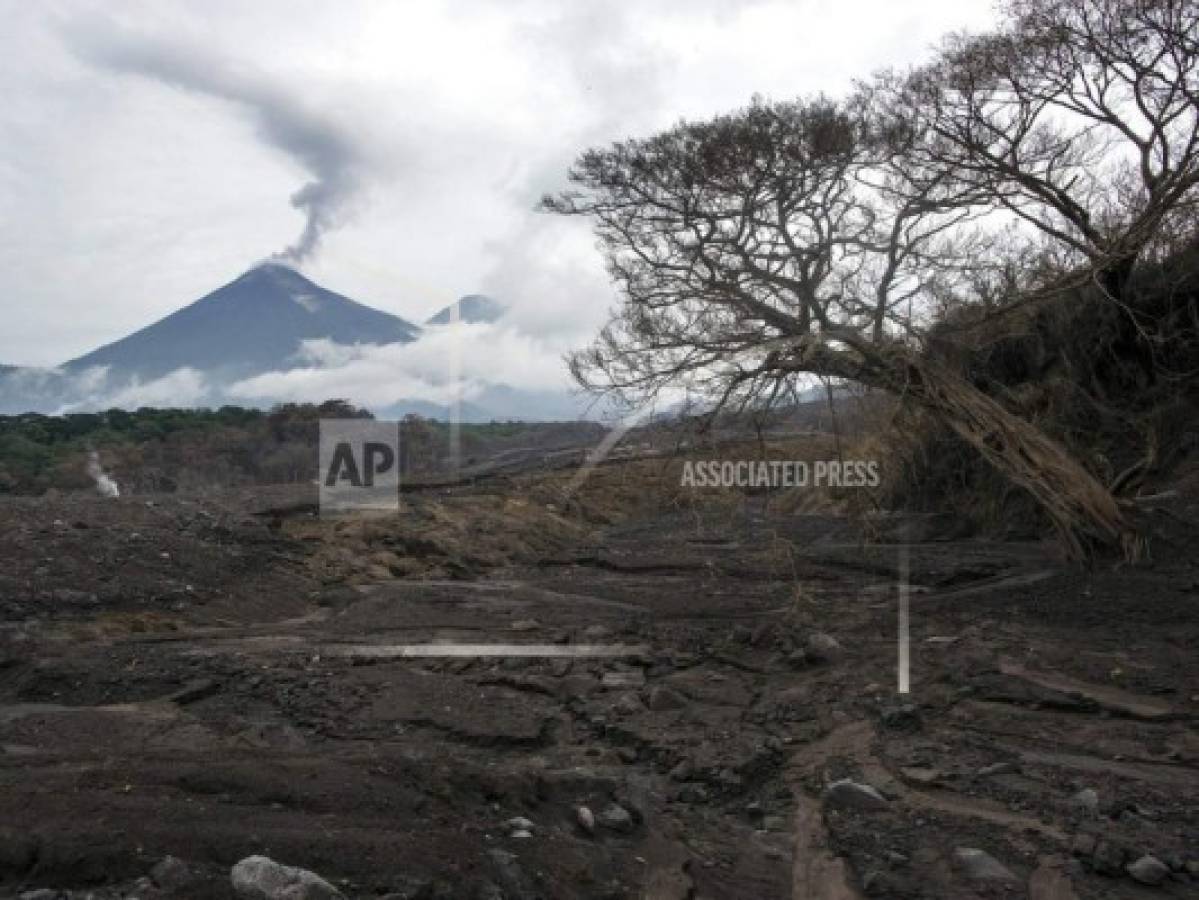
left=99, top=367, right=211, bottom=409
left=2, top=0, right=1002, bottom=378
left=0, top=363, right=214, bottom=414
left=229, top=324, right=573, bottom=408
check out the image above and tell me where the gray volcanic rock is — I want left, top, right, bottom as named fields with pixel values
left=230, top=855, right=343, bottom=900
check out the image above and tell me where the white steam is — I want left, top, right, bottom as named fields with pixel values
left=86, top=450, right=120, bottom=498
left=64, top=22, right=362, bottom=264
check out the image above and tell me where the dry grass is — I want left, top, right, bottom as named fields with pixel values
left=284, top=432, right=843, bottom=584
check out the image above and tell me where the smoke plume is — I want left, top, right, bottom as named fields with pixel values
left=65, top=21, right=360, bottom=262
left=86, top=450, right=120, bottom=498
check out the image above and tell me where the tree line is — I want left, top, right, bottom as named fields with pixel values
left=0, top=403, right=594, bottom=495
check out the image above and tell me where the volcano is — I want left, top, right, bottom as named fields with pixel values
left=62, top=263, right=421, bottom=382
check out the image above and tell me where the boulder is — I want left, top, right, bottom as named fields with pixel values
left=504, top=816, right=535, bottom=836
left=824, top=778, right=888, bottom=811
left=230, top=855, right=343, bottom=900
left=1067, top=788, right=1099, bottom=817
left=597, top=803, right=634, bottom=833
left=576, top=806, right=596, bottom=834
left=805, top=633, right=844, bottom=663
left=953, top=847, right=1017, bottom=883
left=1126, top=855, right=1169, bottom=886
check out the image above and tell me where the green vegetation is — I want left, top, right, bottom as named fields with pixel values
left=0, top=401, right=597, bottom=496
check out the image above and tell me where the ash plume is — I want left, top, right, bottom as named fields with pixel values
left=86, top=450, right=120, bottom=498
left=64, top=21, right=360, bottom=263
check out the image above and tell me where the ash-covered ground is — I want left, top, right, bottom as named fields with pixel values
left=1, top=457, right=1197, bottom=899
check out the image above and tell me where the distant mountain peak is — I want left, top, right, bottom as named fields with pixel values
left=235, top=264, right=328, bottom=313
left=236, top=261, right=314, bottom=290
left=426, top=294, right=507, bottom=325
left=61, top=266, right=421, bottom=382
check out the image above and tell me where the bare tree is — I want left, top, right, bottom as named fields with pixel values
left=880, top=0, right=1199, bottom=299
left=545, top=98, right=1139, bottom=559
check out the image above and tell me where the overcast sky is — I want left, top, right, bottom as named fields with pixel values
left=1, top=0, right=1001, bottom=369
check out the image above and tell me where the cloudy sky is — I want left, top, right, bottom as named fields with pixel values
left=1, top=0, right=1000, bottom=376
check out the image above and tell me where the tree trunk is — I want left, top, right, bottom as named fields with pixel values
left=903, top=355, right=1141, bottom=561
left=779, top=341, right=1142, bottom=561
left=1096, top=252, right=1138, bottom=303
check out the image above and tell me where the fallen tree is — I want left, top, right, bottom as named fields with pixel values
left=770, top=337, right=1140, bottom=558
left=544, top=97, right=1143, bottom=559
